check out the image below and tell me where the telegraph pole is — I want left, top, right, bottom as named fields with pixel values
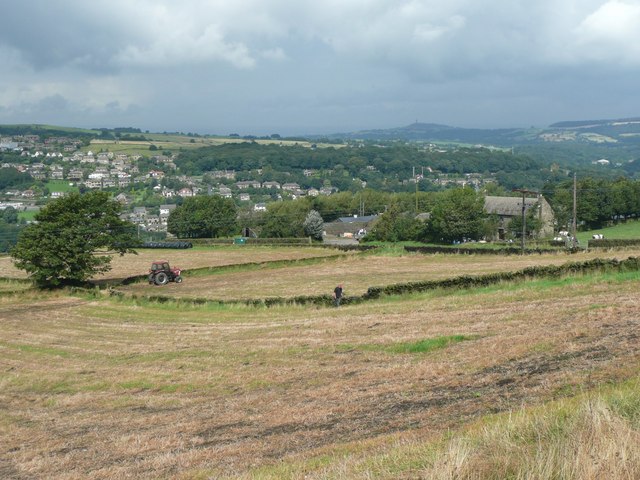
left=413, top=166, right=424, bottom=212
left=512, top=188, right=538, bottom=253
left=572, top=172, right=578, bottom=247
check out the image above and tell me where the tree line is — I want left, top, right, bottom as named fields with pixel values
left=174, top=142, right=557, bottom=191
left=9, top=175, right=640, bottom=287
left=544, top=176, right=640, bottom=230
left=166, top=188, right=506, bottom=243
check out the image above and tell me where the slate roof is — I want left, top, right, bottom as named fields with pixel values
left=484, top=196, right=538, bottom=216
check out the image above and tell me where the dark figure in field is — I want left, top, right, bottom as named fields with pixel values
left=333, top=284, right=343, bottom=307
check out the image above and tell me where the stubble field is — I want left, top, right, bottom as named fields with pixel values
left=0, top=246, right=350, bottom=282
left=1, top=246, right=639, bottom=479
left=117, top=246, right=640, bottom=301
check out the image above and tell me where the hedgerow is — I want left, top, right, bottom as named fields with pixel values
left=589, top=239, right=640, bottom=248
left=404, top=245, right=565, bottom=255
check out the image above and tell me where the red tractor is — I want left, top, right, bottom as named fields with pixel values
left=148, top=261, right=183, bottom=285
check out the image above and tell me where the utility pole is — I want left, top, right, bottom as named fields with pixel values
left=512, top=188, right=538, bottom=253
left=572, top=172, right=578, bottom=247
left=414, top=166, right=423, bottom=212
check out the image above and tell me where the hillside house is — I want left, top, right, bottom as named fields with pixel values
left=96, top=153, right=111, bottom=164
left=217, top=187, right=233, bottom=198
left=50, top=165, right=64, bottom=180
left=84, top=179, right=102, bottom=189
left=236, top=180, right=261, bottom=189
left=115, top=193, right=131, bottom=205
left=209, top=170, right=236, bottom=180
left=159, top=204, right=176, bottom=216
left=484, top=195, right=555, bottom=239
left=145, top=215, right=161, bottom=232
left=67, top=168, right=84, bottom=181
left=282, top=182, right=300, bottom=191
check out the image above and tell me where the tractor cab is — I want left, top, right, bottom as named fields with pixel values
left=148, top=260, right=182, bottom=285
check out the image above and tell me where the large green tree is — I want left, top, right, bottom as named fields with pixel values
left=369, top=199, right=422, bottom=242
left=11, top=192, right=136, bottom=287
left=167, top=196, right=237, bottom=238
left=425, top=187, right=486, bottom=243
left=260, top=200, right=310, bottom=238
left=303, top=209, right=325, bottom=240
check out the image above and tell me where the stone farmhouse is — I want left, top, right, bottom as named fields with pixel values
left=484, top=195, right=555, bottom=239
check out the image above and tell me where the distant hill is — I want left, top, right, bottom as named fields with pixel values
left=4, top=118, right=640, bottom=152
left=329, top=117, right=640, bottom=148
left=549, top=118, right=640, bottom=128
left=330, top=122, right=531, bottom=145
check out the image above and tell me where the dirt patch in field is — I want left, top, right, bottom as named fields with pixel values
left=1, top=276, right=640, bottom=478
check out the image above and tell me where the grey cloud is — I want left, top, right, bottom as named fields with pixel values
left=1, top=0, right=640, bottom=133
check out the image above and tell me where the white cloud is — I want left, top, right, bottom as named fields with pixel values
left=572, top=0, right=640, bottom=63
left=113, top=24, right=256, bottom=69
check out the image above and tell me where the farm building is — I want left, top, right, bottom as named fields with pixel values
left=324, top=215, right=379, bottom=238
left=484, top=195, right=555, bottom=239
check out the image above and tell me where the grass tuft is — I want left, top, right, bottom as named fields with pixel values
left=336, top=335, right=475, bottom=355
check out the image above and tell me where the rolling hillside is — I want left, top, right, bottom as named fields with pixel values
left=332, top=117, right=640, bottom=149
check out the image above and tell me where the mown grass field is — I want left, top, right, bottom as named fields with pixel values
left=1, top=247, right=639, bottom=479
left=116, top=245, right=640, bottom=301
left=86, top=136, right=342, bottom=156
left=0, top=246, right=352, bottom=281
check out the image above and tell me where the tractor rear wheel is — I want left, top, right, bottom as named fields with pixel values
left=154, top=272, right=169, bottom=285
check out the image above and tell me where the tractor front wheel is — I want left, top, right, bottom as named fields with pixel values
left=154, top=272, right=169, bottom=285
left=174, top=275, right=183, bottom=283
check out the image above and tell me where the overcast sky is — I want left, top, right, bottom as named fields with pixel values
left=1, top=0, right=640, bottom=135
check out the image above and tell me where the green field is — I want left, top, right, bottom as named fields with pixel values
left=84, top=135, right=341, bottom=156
left=578, top=219, right=640, bottom=243
left=17, top=210, right=37, bottom=222
left=45, top=180, right=80, bottom=193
